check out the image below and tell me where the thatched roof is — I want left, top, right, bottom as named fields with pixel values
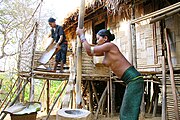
left=63, top=0, right=134, bottom=29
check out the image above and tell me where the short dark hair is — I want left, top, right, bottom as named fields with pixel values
left=48, top=17, right=56, bottom=22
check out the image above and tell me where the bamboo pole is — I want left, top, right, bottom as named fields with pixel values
left=95, top=86, right=108, bottom=120
left=38, top=81, right=47, bottom=101
left=0, top=80, right=28, bottom=120
left=150, top=7, right=180, bottom=24
left=0, top=78, right=18, bottom=110
left=0, top=79, right=24, bottom=116
left=91, top=81, right=103, bottom=113
left=91, top=82, right=99, bottom=103
left=82, top=81, right=88, bottom=96
left=45, top=81, right=68, bottom=120
left=88, top=81, right=92, bottom=112
left=162, top=56, right=167, bottom=120
left=128, top=22, right=133, bottom=64
left=152, top=22, right=158, bottom=64
left=165, top=28, right=179, bottom=120
left=107, top=80, right=110, bottom=117
left=131, top=0, right=137, bottom=68
left=101, top=92, right=107, bottom=115
left=131, top=2, right=180, bottom=24
left=50, top=81, right=64, bottom=105
left=46, top=79, right=50, bottom=114
left=110, top=76, right=114, bottom=116
left=30, top=22, right=38, bottom=102
left=153, top=84, right=159, bottom=117
left=76, top=0, right=85, bottom=108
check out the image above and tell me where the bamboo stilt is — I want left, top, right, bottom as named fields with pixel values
left=95, top=86, right=108, bottom=120
left=50, top=81, right=63, bottom=105
left=88, top=81, right=92, bottom=112
left=101, top=92, right=107, bottom=115
left=46, top=80, right=50, bottom=114
left=140, top=93, right=145, bottom=119
left=38, top=81, right=47, bottom=102
left=82, top=81, right=88, bottom=96
left=45, top=81, right=68, bottom=120
left=110, top=75, right=114, bottom=116
left=91, top=82, right=99, bottom=103
left=153, top=89, right=159, bottom=117
left=107, top=80, right=110, bottom=117
left=162, top=56, right=166, bottom=120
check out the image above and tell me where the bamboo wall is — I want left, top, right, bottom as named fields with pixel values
left=165, top=14, right=180, bottom=65
left=166, top=74, right=180, bottom=119
left=64, top=20, right=110, bottom=79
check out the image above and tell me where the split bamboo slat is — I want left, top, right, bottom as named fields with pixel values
left=82, top=48, right=110, bottom=80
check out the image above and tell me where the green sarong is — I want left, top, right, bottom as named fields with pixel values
left=120, top=66, right=144, bottom=120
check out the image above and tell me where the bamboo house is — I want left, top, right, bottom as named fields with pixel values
left=0, top=0, right=180, bottom=120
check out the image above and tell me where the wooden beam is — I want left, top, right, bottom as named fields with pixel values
left=131, top=2, right=180, bottom=24
left=150, top=7, right=180, bottom=24
left=165, top=28, right=179, bottom=120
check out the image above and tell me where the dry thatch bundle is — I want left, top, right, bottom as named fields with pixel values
left=63, top=0, right=133, bottom=29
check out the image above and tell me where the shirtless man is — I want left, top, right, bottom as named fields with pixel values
left=76, top=28, right=144, bottom=120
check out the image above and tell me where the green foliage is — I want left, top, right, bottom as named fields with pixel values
left=0, top=72, right=18, bottom=101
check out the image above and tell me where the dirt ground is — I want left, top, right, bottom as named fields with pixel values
left=36, top=114, right=161, bottom=120
left=35, top=112, right=161, bottom=120
left=4, top=111, right=161, bottom=120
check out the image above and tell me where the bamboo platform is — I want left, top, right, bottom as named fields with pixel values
left=19, top=70, right=110, bottom=81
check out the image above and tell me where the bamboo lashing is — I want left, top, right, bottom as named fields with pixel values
left=164, top=28, right=179, bottom=120
left=131, top=2, right=180, bottom=24
left=76, top=0, right=85, bottom=108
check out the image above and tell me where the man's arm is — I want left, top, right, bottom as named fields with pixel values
left=57, top=35, right=63, bottom=45
left=56, top=26, right=64, bottom=45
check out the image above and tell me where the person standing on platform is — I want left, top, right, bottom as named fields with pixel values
left=48, top=17, right=68, bottom=72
